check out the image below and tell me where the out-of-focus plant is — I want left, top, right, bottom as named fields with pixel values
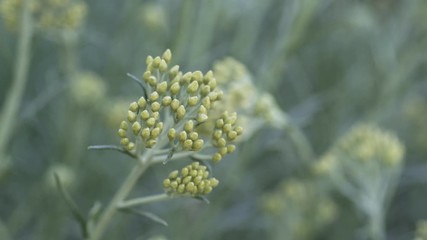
left=415, top=220, right=427, bottom=240
left=262, top=179, right=337, bottom=240
left=77, top=49, right=245, bottom=240
left=314, top=124, right=405, bottom=240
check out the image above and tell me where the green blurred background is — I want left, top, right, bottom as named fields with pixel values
left=1, top=0, right=427, bottom=239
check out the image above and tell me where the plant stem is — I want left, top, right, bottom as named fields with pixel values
left=368, top=210, right=385, bottom=240
left=118, top=193, right=170, bottom=209
left=89, top=161, right=149, bottom=240
left=0, top=0, right=33, bottom=156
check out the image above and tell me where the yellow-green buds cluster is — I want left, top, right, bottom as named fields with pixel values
left=117, top=49, right=243, bottom=163
left=0, top=0, right=87, bottom=31
left=162, top=162, right=219, bottom=196
left=211, top=111, right=243, bottom=162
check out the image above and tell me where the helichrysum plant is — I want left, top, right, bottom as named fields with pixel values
left=74, top=49, right=244, bottom=240
left=314, top=123, right=405, bottom=240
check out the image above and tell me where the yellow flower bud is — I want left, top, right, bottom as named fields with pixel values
left=210, top=178, right=219, bottom=187
left=200, top=85, right=211, bottom=96
left=170, top=181, right=178, bottom=189
left=177, top=184, right=185, bottom=193
left=182, top=72, right=193, bottom=84
left=129, top=102, right=139, bottom=112
left=159, top=59, right=168, bottom=72
left=169, top=170, right=179, bottom=179
left=126, top=142, right=135, bottom=151
left=227, top=144, right=236, bottom=153
left=120, top=138, right=130, bottom=146
left=208, top=78, right=217, bottom=89
left=197, top=114, right=208, bottom=123
left=156, top=122, right=164, bottom=130
left=213, top=130, right=222, bottom=140
left=140, top=110, right=150, bottom=120
left=132, top=122, right=142, bottom=135
left=219, top=147, right=228, bottom=156
left=203, top=70, right=214, bottom=84
left=162, top=49, right=172, bottom=63
left=143, top=71, right=151, bottom=81
left=146, top=139, right=157, bottom=148
left=204, top=186, right=213, bottom=194
left=192, top=139, right=204, bottom=151
left=148, top=76, right=157, bottom=86
left=192, top=71, right=203, bottom=83
left=176, top=105, right=186, bottom=119
left=150, top=91, right=160, bottom=101
left=168, top=128, right=176, bottom=141
left=181, top=167, right=189, bottom=177
left=198, top=105, right=207, bottom=114
left=212, top=153, right=222, bottom=162
left=184, top=120, right=194, bottom=132
left=201, top=97, right=211, bottom=109
left=208, top=91, right=218, bottom=101
left=127, top=111, right=137, bottom=122
left=227, top=131, right=237, bottom=140
left=170, top=82, right=180, bottom=95
left=151, top=127, right=161, bottom=138
left=189, top=132, right=198, bottom=141
left=119, top=121, right=128, bottom=130
left=187, top=81, right=199, bottom=94
left=179, top=131, right=187, bottom=142
left=183, top=176, right=192, bottom=184
left=187, top=96, right=199, bottom=106
left=156, top=81, right=168, bottom=94
left=162, top=96, right=172, bottom=106
left=138, top=96, right=147, bottom=108
left=146, top=117, right=156, bottom=127
left=186, top=182, right=195, bottom=192
left=217, top=138, right=227, bottom=147
left=169, top=65, right=180, bottom=79
left=183, top=139, right=193, bottom=150
left=146, top=55, right=153, bottom=65
left=235, top=126, right=244, bottom=135
left=223, top=123, right=232, bottom=133
left=152, top=111, right=160, bottom=119
left=152, top=56, right=161, bottom=68
left=151, top=102, right=161, bottom=112
left=141, top=128, right=151, bottom=139
left=163, top=179, right=171, bottom=188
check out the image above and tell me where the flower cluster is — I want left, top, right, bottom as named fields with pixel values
left=117, top=49, right=242, bottom=159
left=163, top=162, right=219, bottom=196
left=211, top=111, right=242, bottom=162
left=0, top=0, right=87, bottom=31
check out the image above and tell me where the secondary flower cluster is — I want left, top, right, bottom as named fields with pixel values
left=0, top=0, right=87, bottom=31
left=163, top=162, right=219, bottom=196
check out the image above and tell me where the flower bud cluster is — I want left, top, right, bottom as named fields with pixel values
left=117, top=49, right=243, bottom=157
left=0, top=0, right=87, bottom=31
left=69, top=71, right=106, bottom=108
left=163, top=162, right=219, bottom=196
left=211, top=111, right=242, bottom=163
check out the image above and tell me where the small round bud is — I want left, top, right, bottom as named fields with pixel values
left=194, top=176, right=202, bottom=184
left=235, top=126, right=244, bottom=135
left=146, top=117, right=156, bottom=127
left=170, top=82, right=180, bottom=95
left=129, top=102, right=139, bottom=112
left=184, top=120, right=194, bottom=132
left=127, top=111, right=137, bottom=122
left=163, top=179, right=171, bottom=188
left=148, top=76, right=157, bottom=86
left=171, top=99, right=181, bottom=111
left=201, top=97, right=211, bottom=109
left=208, top=78, right=217, bottom=89
left=204, top=186, right=213, bottom=194
left=227, top=144, right=236, bottom=153
left=189, top=132, right=198, bottom=141
left=143, top=71, right=151, bottom=81
left=146, top=55, right=153, bottom=65
left=150, top=91, right=160, bottom=101
left=177, top=184, right=185, bottom=193
left=162, top=96, right=172, bottom=106
left=183, top=139, right=193, bottom=150
left=196, top=114, right=208, bottom=123
left=152, top=111, right=160, bottom=120
left=170, top=181, right=178, bottom=189
left=120, top=138, right=130, bottom=146
left=146, top=139, right=157, bottom=148
left=151, top=127, right=161, bottom=138
left=140, top=110, right=150, bottom=120
left=223, top=123, right=232, bottom=133
left=162, top=49, right=172, bottom=63
left=126, top=142, right=135, bottom=151
left=227, top=131, right=237, bottom=140
left=181, top=167, right=189, bottom=177
left=156, top=122, right=164, bottom=130
left=152, top=56, right=161, bottom=68
left=141, top=128, right=151, bottom=139
left=151, top=102, right=161, bottom=112
left=213, top=130, right=222, bottom=140
left=216, top=90, right=224, bottom=100
left=192, top=139, right=204, bottom=151
left=215, top=119, right=224, bottom=128
left=212, top=153, right=222, bottom=162
left=204, top=70, right=214, bottom=84
left=138, top=96, right=147, bottom=108
left=183, top=176, right=192, bottom=184
left=182, top=72, right=193, bottom=83
left=119, top=121, right=128, bottom=130
left=186, top=182, right=195, bottom=192
left=169, top=65, right=180, bottom=79
left=198, top=105, right=207, bottom=114
left=217, top=138, right=227, bottom=147
left=219, top=147, right=228, bottom=156
left=159, top=59, right=168, bottom=72
left=169, top=170, right=179, bottom=179
left=168, top=128, right=176, bottom=141
left=187, top=96, right=199, bottom=106
left=187, top=81, right=199, bottom=94
left=132, top=122, right=142, bottom=134
left=192, top=71, right=203, bottom=83
left=208, top=91, right=218, bottom=101
left=176, top=105, right=186, bottom=120
left=179, top=131, right=187, bottom=142
left=118, top=129, right=127, bottom=138
left=156, top=81, right=168, bottom=94
left=190, top=170, right=198, bottom=177
left=200, top=85, right=211, bottom=96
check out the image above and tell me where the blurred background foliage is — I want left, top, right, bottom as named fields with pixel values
left=1, top=0, right=427, bottom=239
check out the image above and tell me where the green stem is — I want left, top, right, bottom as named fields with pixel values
left=368, top=210, right=385, bottom=240
left=0, top=0, right=33, bottom=155
left=89, top=160, right=150, bottom=240
left=118, top=193, right=170, bottom=209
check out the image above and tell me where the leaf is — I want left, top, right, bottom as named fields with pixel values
left=87, top=145, right=136, bottom=158
left=120, top=208, right=168, bottom=227
left=127, top=73, right=148, bottom=98
left=163, top=148, right=175, bottom=165
left=193, top=196, right=210, bottom=204
left=54, top=173, right=88, bottom=238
